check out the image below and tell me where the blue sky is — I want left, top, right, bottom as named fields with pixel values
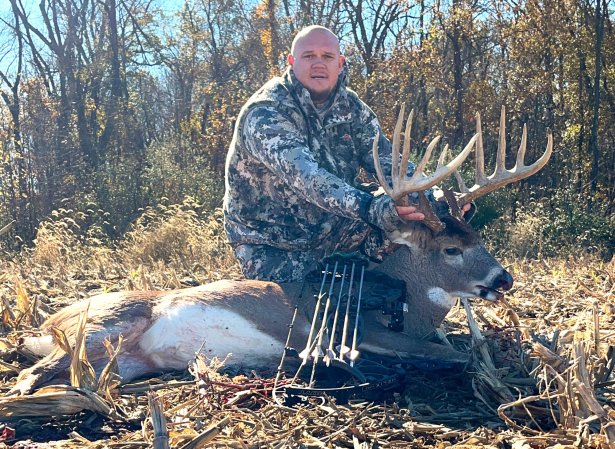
left=0, top=0, right=188, bottom=74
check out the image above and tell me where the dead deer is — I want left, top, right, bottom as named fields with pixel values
left=10, top=106, right=552, bottom=395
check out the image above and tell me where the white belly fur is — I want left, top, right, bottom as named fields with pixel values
left=139, top=300, right=284, bottom=369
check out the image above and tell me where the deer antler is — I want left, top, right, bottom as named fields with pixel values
left=455, top=106, right=553, bottom=208
left=372, top=104, right=477, bottom=231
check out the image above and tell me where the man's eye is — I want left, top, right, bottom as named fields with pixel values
left=444, top=247, right=462, bottom=256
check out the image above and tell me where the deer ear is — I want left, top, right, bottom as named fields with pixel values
left=432, top=188, right=476, bottom=222
left=432, top=196, right=450, bottom=218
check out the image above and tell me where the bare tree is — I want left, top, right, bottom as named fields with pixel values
left=279, top=0, right=345, bottom=34
left=588, top=0, right=605, bottom=204
left=342, top=0, right=413, bottom=76
left=0, top=3, right=31, bottom=238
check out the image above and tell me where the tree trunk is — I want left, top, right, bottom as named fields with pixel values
left=588, top=0, right=604, bottom=208
left=98, top=0, right=124, bottom=160
left=576, top=14, right=587, bottom=195
left=267, top=0, right=280, bottom=74
left=451, top=1, right=464, bottom=148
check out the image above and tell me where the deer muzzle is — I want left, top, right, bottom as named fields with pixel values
left=476, top=269, right=513, bottom=301
left=494, top=270, right=514, bottom=291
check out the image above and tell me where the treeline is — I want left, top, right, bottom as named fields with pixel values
left=0, top=0, right=613, bottom=253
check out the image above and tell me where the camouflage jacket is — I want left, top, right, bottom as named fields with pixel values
left=223, top=67, right=416, bottom=252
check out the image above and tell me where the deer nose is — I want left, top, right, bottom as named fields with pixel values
left=495, top=270, right=513, bottom=291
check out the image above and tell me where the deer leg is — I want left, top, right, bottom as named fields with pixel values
left=9, top=349, right=71, bottom=395
left=113, top=352, right=164, bottom=384
left=11, top=351, right=164, bottom=396
left=360, top=313, right=469, bottom=369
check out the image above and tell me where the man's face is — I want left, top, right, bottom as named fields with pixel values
left=288, top=31, right=345, bottom=103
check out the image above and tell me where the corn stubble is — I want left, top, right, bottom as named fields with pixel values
left=0, top=203, right=613, bottom=448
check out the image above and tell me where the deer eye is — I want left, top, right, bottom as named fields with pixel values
left=444, top=247, right=462, bottom=256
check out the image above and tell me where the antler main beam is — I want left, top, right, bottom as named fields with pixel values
left=455, top=106, right=553, bottom=207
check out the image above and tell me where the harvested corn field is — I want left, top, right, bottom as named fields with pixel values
left=0, top=209, right=613, bottom=448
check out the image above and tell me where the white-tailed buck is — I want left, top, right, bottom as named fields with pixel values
left=10, top=106, right=552, bottom=395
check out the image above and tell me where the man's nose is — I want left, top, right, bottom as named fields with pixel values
left=311, top=56, right=327, bottom=65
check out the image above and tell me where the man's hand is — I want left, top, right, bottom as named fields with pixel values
left=395, top=205, right=424, bottom=221
left=395, top=203, right=472, bottom=222
left=367, top=196, right=474, bottom=231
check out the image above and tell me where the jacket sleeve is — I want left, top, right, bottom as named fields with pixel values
left=242, top=105, right=374, bottom=221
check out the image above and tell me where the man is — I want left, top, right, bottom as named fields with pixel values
left=224, top=25, right=464, bottom=282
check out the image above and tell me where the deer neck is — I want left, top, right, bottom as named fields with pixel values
left=374, top=245, right=455, bottom=339
left=278, top=254, right=455, bottom=342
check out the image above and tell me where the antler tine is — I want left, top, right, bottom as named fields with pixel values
left=517, top=123, right=528, bottom=166
left=453, top=111, right=486, bottom=195
left=496, top=105, right=507, bottom=173
left=453, top=112, right=485, bottom=196
left=454, top=169, right=468, bottom=195
left=399, top=108, right=414, bottom=187
left=457, top=107, right=554, bottom=207
left=391, top=104, right=405, bottom=187
left=413, top=135, right=442, bottom=179
left=372, top=130, right=392, bottom=197
left=475, top=112, right=487, bottom=184
left=372, top=131, right=392, bottom=196
left=399, top=133, right=477, bottom=197
left=437, top=143, right=450, bottom=168
left=372, top=105, right=410, bottom=199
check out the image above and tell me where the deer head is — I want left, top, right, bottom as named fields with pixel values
left=370, top=105, right=553, bottom=337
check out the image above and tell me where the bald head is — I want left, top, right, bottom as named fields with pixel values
left=290, top=26, right=341, bottom=57
left=287, top=26, right=345, bottom=103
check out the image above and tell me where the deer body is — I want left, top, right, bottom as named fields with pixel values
left=13, top=216, right=511, bottom=395
left=11, top=106, right=551, bottom=395
left=15, top=281, right=298, bottom=395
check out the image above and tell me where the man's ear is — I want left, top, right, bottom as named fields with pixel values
left=287, top=54, right=295, bottom=65
left=338, top=55, right=345, bottom=73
